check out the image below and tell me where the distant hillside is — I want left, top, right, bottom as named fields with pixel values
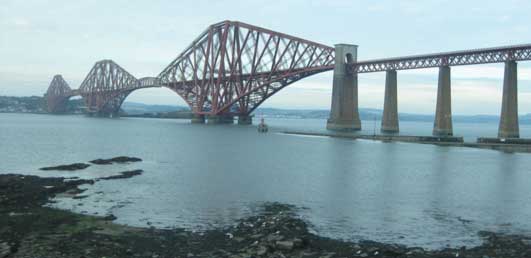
left=0, top=96, right=48, bottom=113
left=121, top=102, right=190, bottom=114
left=2, top=96, right=531, bottom=124
left=255, top=107, right=381, bottom=120
left=254, top=107, right=531, bottom=124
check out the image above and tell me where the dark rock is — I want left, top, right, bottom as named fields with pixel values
left=89, top=156, right=142, bottom=165
left=256, top=245, right=268, bottom=256
left=292, top=238, right=304, bottom=248
left=0, top=242, right=10, bottom=258
left=406, top=247, right=425, bottom=255
left=319, top=252, right=335, bottom=258
left=97, top=170, right=143, bottom=180
left=275, top=240, right=294, bottom=250
left=39, top=163, right=90, bottom=171
left=103, top=214, right=117, bottom=221
left=266, top=234, right=284, bottom=242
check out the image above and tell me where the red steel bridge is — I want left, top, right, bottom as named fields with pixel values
left=45, top=20, right=531, bottom=138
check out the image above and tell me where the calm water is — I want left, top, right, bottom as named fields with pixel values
left=1, top=113, right=531, bottom=249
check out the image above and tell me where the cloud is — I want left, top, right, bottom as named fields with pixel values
left=12, top=18, right=30, bottom=27
left=0, top=16, right=31, bottom=28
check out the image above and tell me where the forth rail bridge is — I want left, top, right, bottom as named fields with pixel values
left=45, top=20, right=531, bottom=141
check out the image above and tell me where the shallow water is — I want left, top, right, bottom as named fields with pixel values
left=1, top=113, right=531, bottom=249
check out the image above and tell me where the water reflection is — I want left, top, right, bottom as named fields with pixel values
left=493, top=153, right=517, bottom=231
left=378, top=142, right=400, bottom=231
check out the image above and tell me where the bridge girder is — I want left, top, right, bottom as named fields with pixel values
left=158, top=20, right=335, bottom=116
left=351, top=44, right=531, bottom=73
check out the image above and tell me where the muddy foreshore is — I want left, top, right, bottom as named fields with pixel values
left=1, top=174, right=530, bottom=258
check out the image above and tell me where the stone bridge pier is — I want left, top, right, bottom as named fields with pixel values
left=207, top=114, right=235, bottom=124
left=498, top=60, right=519, bottom=138
left=327, top=44, right=361, bottom=131
left=381, top=70, right=399, bottom=133
left=433, top=66, right=453, bottom=136
left=191, top=114, right=206, bottom=124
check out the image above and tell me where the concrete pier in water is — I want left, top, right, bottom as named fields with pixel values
left=498, top=60, right=519, bottom=138
left=381, top=70, right=399, bottom=133
left=433, top=66, right=453, bottom=136
left=327, top=44, right=361, bottom=131
left=191, top=114, right=206, bottom=124
left=207, top=114, right=234, bottom=124
left=238, top=115, right=253, bottom=125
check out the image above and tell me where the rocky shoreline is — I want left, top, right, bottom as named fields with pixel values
left=1, top=173, right=531, bottom=258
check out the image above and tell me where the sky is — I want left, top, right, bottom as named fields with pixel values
left=1, top=0, right=531, bottom=115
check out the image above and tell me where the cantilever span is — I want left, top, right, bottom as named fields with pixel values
left=76, top=60, right=164, bottom=115
left=158, top=20, right=335, bottom=122
left=76, top=60, right=160, bottom=115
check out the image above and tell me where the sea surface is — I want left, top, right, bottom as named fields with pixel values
left=1, top=113, right=531, bottom=249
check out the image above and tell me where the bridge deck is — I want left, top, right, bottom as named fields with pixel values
left=351, top=43, right=531, bottom=73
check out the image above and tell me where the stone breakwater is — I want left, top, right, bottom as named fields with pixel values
left=1, top=173, right=531, bottom=258
left=283, top=131, right=531, bottom=153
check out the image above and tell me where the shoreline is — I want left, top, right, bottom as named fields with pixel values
left=1, top=173, right=531, bottom=258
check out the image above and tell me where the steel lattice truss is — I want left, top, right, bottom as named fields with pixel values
left=351, top=44, right=531, bottom=73
left=45, top=75, right=73, bottom=113
left=44, top=20, right=531, bottom=117
left=158, top=20, right=335, bottom=115
left=79, top=60, right=161, bottom=114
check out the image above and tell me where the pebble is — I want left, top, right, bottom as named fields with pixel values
left=256, top=245, right=268, bottom=255
left=275, top=240, right=294, bottom=250
left=0, top=242, right=11, bottom=257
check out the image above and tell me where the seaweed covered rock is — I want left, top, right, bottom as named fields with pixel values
left=39, top=163, right=90, bottom=171
left=98, top=170, right=143, bottom=180
left=90, top=156, right=142, bottom=165
left=0, top=174, right=94, bottom=209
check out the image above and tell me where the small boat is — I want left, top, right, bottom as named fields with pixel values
left=257, top=118, right=268, bottom=133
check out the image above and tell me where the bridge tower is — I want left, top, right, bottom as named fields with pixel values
left=79, top=60, right=139, bottom=117
left=327, top=44, right=361, bottom=131
left=45, top=75, right=74, bottom=113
